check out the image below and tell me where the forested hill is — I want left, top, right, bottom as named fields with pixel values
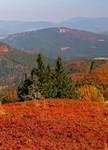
left=0, top=43, right=53, bottom=89
left=2, top=27, right=108, bottom=59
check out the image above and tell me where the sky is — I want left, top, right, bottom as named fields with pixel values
left=0, top=0, right=108, bottom=22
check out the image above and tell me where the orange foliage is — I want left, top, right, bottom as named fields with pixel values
left=0, top=99, right=107, bottom=149
left=71, top=73, right=85, bottom=83
left=70, top=61, right=108, bottom=86
left=103, top=88, right=108, bottom=100
left=92, top=63, right=108, bottom=85
left=4, top=89, right=18, bottom=100
left=78, top=85, right=104, bottom=102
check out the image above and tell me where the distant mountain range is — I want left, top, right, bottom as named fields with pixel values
left=59, top=17, right=108, bottom=33
left=2, top=27, right=108, bottom=59
left=0, top=17, right=108, bottom=37
left=0, top=21, right=56, bottom=37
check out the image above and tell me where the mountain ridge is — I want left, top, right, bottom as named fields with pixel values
left=59, top=17, right=108, bottom=33
left=2, top=27, right=108, bottom=59
left=0, top=17, right=108, bottom=37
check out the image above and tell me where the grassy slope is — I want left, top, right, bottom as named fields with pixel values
left=0, top=99, right=108, bottom=149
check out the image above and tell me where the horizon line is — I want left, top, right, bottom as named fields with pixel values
left=0, top=16, right=108, bottom=22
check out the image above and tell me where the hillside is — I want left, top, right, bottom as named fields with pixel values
left=2, top=27, right=108, bottom=59
left=0, top=100, right=107, bottom=149
left=68, top=59, right=108, bottom=101
left=66, top=58, right=106, bottom=75
left=0, top=42, right=108, bottom=92
left=0, top=43, right=52, bottom=89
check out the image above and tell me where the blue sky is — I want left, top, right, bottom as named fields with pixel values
left=0, top=0, right=108, bottom=21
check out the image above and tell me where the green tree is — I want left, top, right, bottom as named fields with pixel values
left=17, top=54, right=79, bottom=102
left=31, top=53, right=45, bottom=82
left=54, top=57, right=78, bottom=98
left=30, top=54, right=45, bottom=98
left=41, top=64, right=57, bottom=98
left=17, top=77, right=32, bottom=101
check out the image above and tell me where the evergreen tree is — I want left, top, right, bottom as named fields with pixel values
left=17, top=75, right=33, bottom=101
left=30, top=54, right=45, bottom=98
left=17, top=54, right=79, bottom=101
left=54, top=57, right=78, bottom=98
left=31, top=54, right=45, bottom=79
left=36, top=53, right=45, bottom=81
left=41, top=64, right=57, bottom=98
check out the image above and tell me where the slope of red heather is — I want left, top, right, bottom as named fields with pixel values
left=70, top=61, right=108, bottom=85
left=0, top=99, right=108, bottom=150
left=92, top=62, right=108, bottom=85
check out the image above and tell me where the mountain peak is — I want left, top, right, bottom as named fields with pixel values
left=58, top=27, right=98, bottom=40
left=58, top=27, right=71, bottom=33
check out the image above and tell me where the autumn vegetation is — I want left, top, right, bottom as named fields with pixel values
left=17, top=54, right=78, bottom=102
left=0, top=54, right=108, bottom=149
left=0, top=100, right=108, bottom=149
left=1, top=54, right=108, bottom=103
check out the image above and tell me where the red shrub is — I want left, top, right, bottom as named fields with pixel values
left=0, top=99, right=107, bottom=150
